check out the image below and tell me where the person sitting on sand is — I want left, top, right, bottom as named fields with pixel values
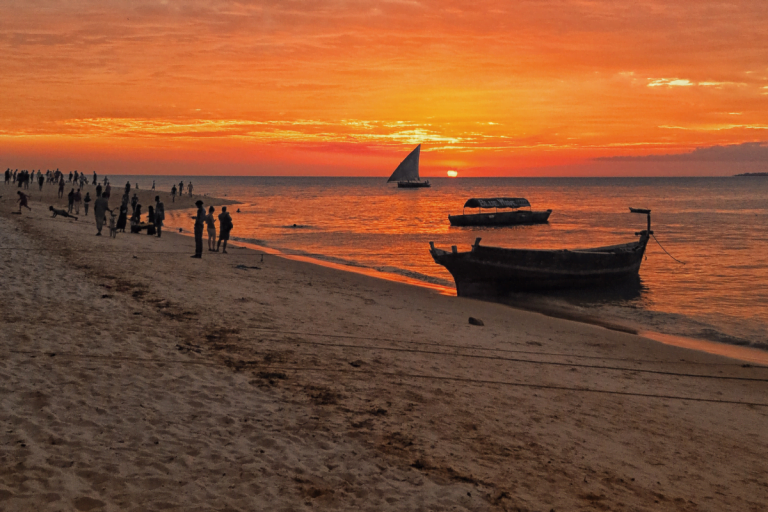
left=49, top=206, right=77, bottom=220
left=130, top=204, right=142, bottom=232
left=217, top=206, right=233, bottom=253
left=17, top=191, right=31, bottom=213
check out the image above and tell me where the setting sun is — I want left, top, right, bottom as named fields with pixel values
left=447, top=170, right=458, bottom=178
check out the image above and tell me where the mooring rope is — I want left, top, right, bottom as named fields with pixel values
left=652, top=233, right=685, bottom=265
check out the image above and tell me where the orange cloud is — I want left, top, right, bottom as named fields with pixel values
left=1, top=1, right=768, bottom=175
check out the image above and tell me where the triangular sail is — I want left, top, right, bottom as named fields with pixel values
left=387, top=144, right=421, bottom=182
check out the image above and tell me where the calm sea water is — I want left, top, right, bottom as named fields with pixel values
left=121, top=176, right=768, bottom=349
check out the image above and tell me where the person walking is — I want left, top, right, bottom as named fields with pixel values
left=171, top=185, right=177, bottom=203
left=83, top=192, right=91, bottom=216
left=93, top=192, right=111, bottom=236
left=217, top=206, right=233, bottom=253
left=191, top=200, right=205, bottom=258
left=205, top=206, right=216, bottom=251
left=154, top=196, right=165, bottom=237
left=16, top=191, right=32, bottom=213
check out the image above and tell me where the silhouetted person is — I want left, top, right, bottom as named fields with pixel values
left=49, top=206, right=77, bottom=220
left=217, top=206, right=233, bottom=253
left=93, top=192, right=111, bottom=236
left=17, top=191, right=31, bottom=213
left=154, top=196, right=164, bottom=237
left=191, top=200, right=205, bottom=258
left=83, top=192, right=91, bottom=216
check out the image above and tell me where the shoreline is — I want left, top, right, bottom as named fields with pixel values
left=169, top=218, right=768, bottom=367
left=3, top=183, right=768, bottom=510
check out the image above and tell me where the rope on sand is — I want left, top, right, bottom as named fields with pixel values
left=8, top=350, right=768, bottom=407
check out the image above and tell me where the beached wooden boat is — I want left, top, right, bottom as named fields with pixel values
left=448, top=197, right=552, bottom=226
left=387, top=145, right=431, bottom=188
left=430, top=208, right=652, bottom=296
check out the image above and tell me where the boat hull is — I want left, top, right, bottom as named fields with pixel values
left=430, top=233, right=650, bottom=296
left=448, top=209, right=552, bottom=226
left=397, top=181, right=431, bottom=188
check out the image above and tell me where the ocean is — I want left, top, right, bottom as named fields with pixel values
left=122, top=175, right=767, bottom=350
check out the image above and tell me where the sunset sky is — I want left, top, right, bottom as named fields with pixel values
left=2, top=1, right=768, bottom=176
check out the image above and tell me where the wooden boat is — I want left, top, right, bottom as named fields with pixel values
left=448, top=197, right=552, bottom=226
left=387, top=144, right=431, bottom=188
left=430, top=208, right=652, bottom=296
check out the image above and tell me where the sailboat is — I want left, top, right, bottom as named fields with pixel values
left=387, top=144, right=430, bottom=188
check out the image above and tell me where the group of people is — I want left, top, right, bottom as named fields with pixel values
left=191, top=201, right=232, bottom=257
left=170, top=180, right=193, bottom=202
left=10, top=170, right=235, bottom=256
left=5, top=168, right=102, bottom=191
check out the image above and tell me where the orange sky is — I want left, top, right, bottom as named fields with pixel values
left=2, top=1, right=768, bottom=176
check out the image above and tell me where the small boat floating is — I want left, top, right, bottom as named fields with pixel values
left=387, top=144, right=430, bottom=188
left=430, top=208, right=652, bottom=296
left=448, top=197, right=552, bottom=226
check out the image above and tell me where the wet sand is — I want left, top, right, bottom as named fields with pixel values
left=2, top=182, right=768, bottom=511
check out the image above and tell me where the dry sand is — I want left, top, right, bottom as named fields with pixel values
left=2, top=182, right=768, bottom=511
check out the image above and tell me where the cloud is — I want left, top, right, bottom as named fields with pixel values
left=596, top=142, right=768, bottom=162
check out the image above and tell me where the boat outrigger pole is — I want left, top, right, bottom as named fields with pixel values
left=629, top=208, right=652, bottom=234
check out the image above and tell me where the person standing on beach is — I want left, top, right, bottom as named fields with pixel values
left=67, top=189, right=75, bottom=213
left=93, top=192, right=111, bottom=236
left=38, top=173, right=44, bottom=191
left=93, top=171, right=97, bottom=185
left=116, top=198, right=128, bottom=232
left=154, top=196, right=164, bottom=237
left=152, top=180, right=155, bottom=191
left=188, top=182, right=193, bottom=196
left=17, top=191, right=31, bottom=213
left=205, top=206, right=216, bottom=251
left=74, top=188, right=82, bottom=215
left=171, top=185, right=177, bottom=203
left=83, top=192, right=91, bottom=216
left=131, top=193, right=138, bottom=213
left=191, top=200, right=205, bottom=258
left=58, top=179, right=65, bottom=199
left=96, top=182, right=102, bottom=198
left=217, top=206, right=233, bottom=253
left=179, top=181, right=184, bottom=196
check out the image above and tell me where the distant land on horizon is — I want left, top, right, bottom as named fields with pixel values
left=734, top=172, right=768, bottom=177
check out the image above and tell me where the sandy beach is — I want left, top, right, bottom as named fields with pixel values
left=2, top=183, right=768, bottom=511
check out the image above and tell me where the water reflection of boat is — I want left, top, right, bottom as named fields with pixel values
left=430, top=208, right=652, bottom=296
left=387, top=144, right=430, bottom=188
left=448, top=197, right=551, bottom=226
